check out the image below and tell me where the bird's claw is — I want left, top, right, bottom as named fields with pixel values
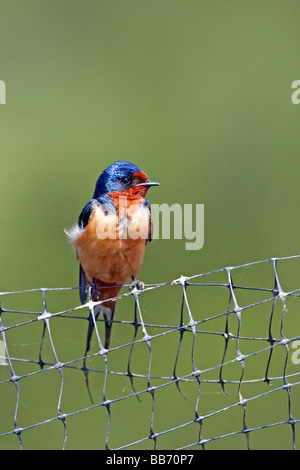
left=129, top=279, right=144, bottom=291
left=88, top=279, right=100, bottom=300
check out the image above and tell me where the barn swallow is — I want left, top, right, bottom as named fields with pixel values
left=65, top=161, right=159, bottom=352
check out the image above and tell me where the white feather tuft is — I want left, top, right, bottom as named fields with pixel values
left=64, top=224, right=83, bottom=243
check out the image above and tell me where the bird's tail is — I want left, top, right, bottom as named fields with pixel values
left=85, top=302, right=116, bottom=352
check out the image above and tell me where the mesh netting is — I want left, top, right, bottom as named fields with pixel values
left=0, top=256, right=299, bottom=450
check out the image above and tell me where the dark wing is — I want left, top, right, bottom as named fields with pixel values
left=77, top=200, right=98, bottom=304
left=78, top=199, right=97, bottom=229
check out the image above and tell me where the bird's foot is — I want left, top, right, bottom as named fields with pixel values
left=130, top=277, right=144, bottom=291
left=88, top=278, right=100, bottom=300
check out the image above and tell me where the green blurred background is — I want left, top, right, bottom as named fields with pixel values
left=1, top=0, right=300, bottom=450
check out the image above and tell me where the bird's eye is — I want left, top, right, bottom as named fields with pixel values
left=120, top=176, right=132, bottom=185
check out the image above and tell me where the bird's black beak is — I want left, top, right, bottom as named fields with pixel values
left=136, top=180, right=160, bottom=187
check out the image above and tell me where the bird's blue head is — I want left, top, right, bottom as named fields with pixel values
left=93, top=161, right=159, bottom=199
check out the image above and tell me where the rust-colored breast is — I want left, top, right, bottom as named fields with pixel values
left=73, top=202, right=150, bottom=291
